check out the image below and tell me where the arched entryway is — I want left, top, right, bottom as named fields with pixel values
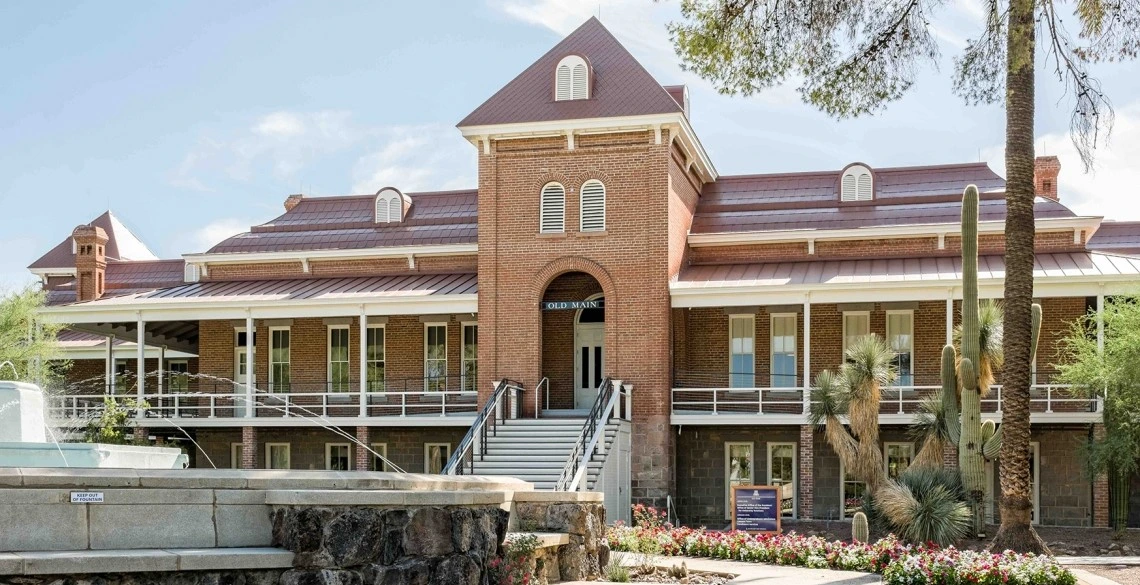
left=540, top=271, right=606, bottom=414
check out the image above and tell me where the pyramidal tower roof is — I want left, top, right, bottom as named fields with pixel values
left=458, top=17, right=684, bottom=127
left=28, top=210, right=159, bottom=271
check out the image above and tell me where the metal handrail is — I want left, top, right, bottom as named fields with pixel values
left=534, top=377, right=550, bottom=419
left=555, top=377, right=617, bottom=491
left=442, top=378, right=524, bottom=475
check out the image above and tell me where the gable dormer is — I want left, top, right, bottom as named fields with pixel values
left=840, top=163, right=874, bottom=202
left=554, top=55, right=591, bottom=101
left=374, top=187, right=411, bottom=223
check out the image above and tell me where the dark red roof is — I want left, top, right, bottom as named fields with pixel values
left=691, top=163, right=1078, bottom=234
left=1088, top=221, right=1140, bottom=256
left=457, top=17, right=683, bottom=127
left=28, top=211, right=157, bottom=270
left=44, top=259, right=185, bottom=306
left=207, top=190, right=477, bottom=254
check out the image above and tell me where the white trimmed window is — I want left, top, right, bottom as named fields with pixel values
left=269, top=327, right=290, bottom=393
left=371, top=442, right=389, bottom=471
left=328, top=326, right=350, bottom=393
left=884, top=442, right=914, bottom=479
left=840, top=165, right=873, bottom=201
left=555, top=55, right=589, bottom=101
left=425, top=443, right=451, bottom=474
left=768, top=443, right=797, bottom=519
left=842, top=312, right=872, bottom=361
left=839, top=459, right=866, bottom=519
left=230, top=443, right=243, bottom=469
left=266, top=443, right=291, bottom=469
left=367, top=326, right=385, bottom=392
left=770, top=314, right=797, bottom=388
left=461, top=323, right=477, bottom=393
left=374, top=188, right=405, bottom=223
left=540, top=183, right=566, bottom=233
left=326, top=443, right=351, bottom=471
left=729, top=315, right=755, bottom=388
left=887, top=311, right=914, bottom=386
left=725, top=442, right=754, bottom=520
left=168, top=360, right=189, bottom=392
left=579, top=180, right=606, bottom=232
left=425, top=324, right=447, bottom=392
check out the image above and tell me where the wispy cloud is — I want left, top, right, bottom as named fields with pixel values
left=351, top=125, right=475, bottom=194
left=983, top=101, right=1140, bottom=220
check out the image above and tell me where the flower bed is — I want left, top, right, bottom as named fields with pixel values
left=606, top=514, right=1075, bottom=585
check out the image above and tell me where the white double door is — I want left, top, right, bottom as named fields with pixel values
left=573, top=324, right=605, bottom=409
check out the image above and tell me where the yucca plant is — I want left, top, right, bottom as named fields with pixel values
left=876, top=466, right=971, bottom=546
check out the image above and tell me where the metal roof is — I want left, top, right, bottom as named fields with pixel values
left=1087, top=221, right=1140, bottom=256
left=29, top=211, right=159, bottom=270
left=674, top=252, right=1140, bottom=290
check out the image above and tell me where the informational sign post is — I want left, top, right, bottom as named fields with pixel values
left=731, top=485, right=781, bottom=534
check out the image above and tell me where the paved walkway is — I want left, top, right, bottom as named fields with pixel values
left=1060, top=557, right=1140, bottom=566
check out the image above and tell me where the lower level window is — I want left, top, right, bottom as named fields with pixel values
left=266, top=443, right=291, bottom=469
left=371, top=442, right=389, bottom=471
left=326, top=443, right=351, bottom=471
left=425, top=443, right=451, bottom=474
left=767, top=443, right=796, bottom=518
left=840, top=460, right=866, bottom=519
left=884, top=442, right=914, bottom=479
left=725, top=442, right=753, bottom=520
left=230, top=443, right=243, bottom=469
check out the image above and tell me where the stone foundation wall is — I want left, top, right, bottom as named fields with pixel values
left=0, top=570, right=284, bottom=585
left=512, top=493, right=607, bottom=582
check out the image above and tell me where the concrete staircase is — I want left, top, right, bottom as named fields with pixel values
left=469, top=418, right=619, bottom=490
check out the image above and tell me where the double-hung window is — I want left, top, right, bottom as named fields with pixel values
left=266, top=443, right=290, bottom=469
left=768, top=443, right=797, bottom=518
left=269, top=328, right=290, bottom=393
left=884, top=442, right=914, bottom=479
left=729, top=315, right=755, bottom=388
left=770, top=314, right=797, bottom=388
left=425, top=443, right=451, bottom=474
left=887, top=311, right=913, bottom=386
left=167, top=360, right=189, bottom=392
left=461, top=324, right=477, bottom=393
left=328, top=327, right=350, bottom=393
left=725, top=442, right=753, bottom=520
left=326, top=443, right=351, bottom=471
left=842, top=312, right=872, bottom=361
left=840, top=459, right=866, bottom=519
left=425, top=324, right=447, bottom=392
left=367, top=326, right=385, bottom=392
left=371, top=443, right=389, bottom=471
left=230, top=443, right=243, bottom=469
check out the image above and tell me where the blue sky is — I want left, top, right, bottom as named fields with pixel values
left=3, top=0, right=1140, bottom=289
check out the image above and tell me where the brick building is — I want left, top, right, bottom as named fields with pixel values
left=29, top=18, right=1140, bottom=528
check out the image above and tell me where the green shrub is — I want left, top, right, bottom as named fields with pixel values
left=874, top=466, right=970, bottom=546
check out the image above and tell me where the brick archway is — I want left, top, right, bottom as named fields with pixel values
left=530, top=257, right=619, bottom=413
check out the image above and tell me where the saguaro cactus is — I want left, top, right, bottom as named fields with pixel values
left=928, top=184, right=1042, bottom=539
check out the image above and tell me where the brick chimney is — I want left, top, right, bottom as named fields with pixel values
left=72, top=225, right=108, bottom=302
left=1034, top=156, right=1061, bottom=201
left=284, top=194, right=304, bottom=212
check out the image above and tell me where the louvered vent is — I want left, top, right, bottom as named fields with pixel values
left=375, top=188, right=406, bottom=223
left=555, top=55, right=589, bottom=101
left=580, top=180, right=606, bottom=232
left=840, top=165, right=873, bottom=202
left=389, top=198, right=402, bottom=223
left=375, top=197, right=390, bottom=222
left=540, top=183, right=566, bottom=233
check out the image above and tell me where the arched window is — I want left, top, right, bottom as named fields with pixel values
left=540, top=182, right=566, bottom=233
left=579, top=180, right=606, bottom=232
left=840, top=165, right=873, bottom=202
left=375, top=188, right=407, bottom=223
left=555, top=55, right=589, bottom=101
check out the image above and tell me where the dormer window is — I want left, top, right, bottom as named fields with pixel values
left=374, top=187, right=410, bottom=223
left=840, top=164, right=873, bottom=202
left=555, top=55, right=589, bottom=101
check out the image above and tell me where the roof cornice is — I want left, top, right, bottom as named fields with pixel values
left=687, top=216, right=1103, bottom=248
left=458, top=112, right=718, bottom=182
left=183, top=243, right=478, bottom=267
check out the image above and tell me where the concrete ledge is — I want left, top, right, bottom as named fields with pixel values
left=0, top=548, right=294, bottom=576
left=512, top=491, right=604, bottom=503
left=509, top=532, right=571, bottom=548
left=265, top=489, right=511, bottom=506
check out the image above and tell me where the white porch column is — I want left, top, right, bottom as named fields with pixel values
left=359, top=309, right=368, bottom=417
left=158, top=345, right=166, bottom=395
left=136, top=314, right=145, bottom=416
left=106, top=335, right=114, bottom=395
left=1097, top=290, right=1105, bottom=355
left=245, top=312, right=254, bottom=418
left=802, top=296, right=811, bottom=413
left=946, top=290, right=954, bottom=345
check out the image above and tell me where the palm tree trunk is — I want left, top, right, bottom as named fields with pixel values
left=988, top=0, right=1049, bottom=555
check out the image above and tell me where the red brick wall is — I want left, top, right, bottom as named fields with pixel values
left=667, top=145, right=701, bottom=279
left=476, top=129, right=674, bottom=506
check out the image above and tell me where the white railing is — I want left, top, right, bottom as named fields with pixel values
left=555, top=378, right=631, bottom=492
left=671, top=384, right=1101, bottom=417
left=46, top=390, right=480, bottom=421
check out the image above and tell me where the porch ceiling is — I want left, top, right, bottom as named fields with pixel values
left=67, top=321, right=198, bottom=355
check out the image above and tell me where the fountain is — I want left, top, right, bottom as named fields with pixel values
left=0, top=380, right=188, bottom=468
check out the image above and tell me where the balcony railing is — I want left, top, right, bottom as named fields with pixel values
left=47, top=376, right=478, bottom=421
left=671, top=370, right=1102, bottom=418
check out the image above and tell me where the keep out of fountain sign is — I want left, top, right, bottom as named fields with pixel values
left=731, top=485, right=780, bottom=534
